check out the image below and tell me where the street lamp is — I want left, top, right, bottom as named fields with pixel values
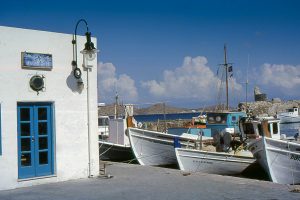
left=72, top=19, right=98, bottom=178
left=72, top=19, right=98, bottom=88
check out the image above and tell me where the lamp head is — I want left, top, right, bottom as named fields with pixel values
left=80, top=32, right=98, bottom=61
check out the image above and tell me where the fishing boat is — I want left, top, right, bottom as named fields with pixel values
left=99, top=118, right=133, bottom=161
left=242, top=116, right=300, bottom=184
left=99, top=104, right=136, bottom=161
left=128, top=127, right=213, bottom=166
left=276, top=107, right=300, bottom=124
left=175, top=117, right=255, bottom=175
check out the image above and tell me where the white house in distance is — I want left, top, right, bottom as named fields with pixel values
left=0, top=25, right=99, bottom=190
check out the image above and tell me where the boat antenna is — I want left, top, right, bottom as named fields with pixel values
left=215, top=64, right=225, bottom=111
left=246, top=54, right=249, bottom=113
left=114, top=87, right=119, bottom=119
left=163, top=102, right=167, bottom=132
left=200, top=105, right=206, bottom=116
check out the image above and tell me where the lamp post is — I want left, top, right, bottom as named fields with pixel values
left=72, top=19, right=98, bottom=177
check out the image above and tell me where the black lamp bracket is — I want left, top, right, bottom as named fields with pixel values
left=72, top=19, right=89, bottom=79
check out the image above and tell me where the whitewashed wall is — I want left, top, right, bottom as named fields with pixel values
left=0, top=26, right=99, bottom=190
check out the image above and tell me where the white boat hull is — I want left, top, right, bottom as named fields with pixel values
left=249, top=137, right=300, bottom=184
left=175, top=148, right=255, bottom=175
left=128, top=128, right=204, bottom=166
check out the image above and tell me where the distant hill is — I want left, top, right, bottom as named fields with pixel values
left=134, top=103, right=192, bottom=115
left=98, top=103, right=197, bottom=116
left=98, top=104, right=124, bottom=116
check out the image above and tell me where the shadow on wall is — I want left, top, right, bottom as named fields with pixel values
left=66, top=71, right=84, bottom=94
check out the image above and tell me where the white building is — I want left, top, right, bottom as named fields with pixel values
left=0, top=26, right=99, bottom=190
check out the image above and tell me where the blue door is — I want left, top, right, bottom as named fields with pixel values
left=18, top=103, right=53, bottom=179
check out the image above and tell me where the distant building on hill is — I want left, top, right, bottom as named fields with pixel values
left=254, top=86, right=267, bottom=101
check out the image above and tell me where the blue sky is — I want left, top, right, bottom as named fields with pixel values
left=1, top=0, right=300, bottom=108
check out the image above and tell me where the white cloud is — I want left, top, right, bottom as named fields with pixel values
left=142, top=56, right=242, bottom=103
left=97, top=62, right=138, bottom=102
left=254, top=63, right=300, bottom=95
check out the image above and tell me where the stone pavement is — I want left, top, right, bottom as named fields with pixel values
left=0, top=162, right=299, bottom=200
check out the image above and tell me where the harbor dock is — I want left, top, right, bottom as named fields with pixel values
left=0, top=162, right=299, bottom=200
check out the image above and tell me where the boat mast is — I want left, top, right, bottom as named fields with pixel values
left=163, top=102, right=167, bottom=132
left=224, top=45, right=229, bottom=111
left=246, top=54, right=249, bottom=112
left=114, top=91, right=119, bottom=119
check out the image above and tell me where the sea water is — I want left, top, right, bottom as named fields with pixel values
left=134, top=112, right=201, bottom=122
left=281, top=122, right=300, bottom=137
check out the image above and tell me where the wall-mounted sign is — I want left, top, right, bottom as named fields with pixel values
left=22, top=52, right=53, bottom=69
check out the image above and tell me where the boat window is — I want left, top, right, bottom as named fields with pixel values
left=273, top=123, right=278, bottom=134
left=188, top=128, right=203, bottom=135
left=242, top=123, right=255, bottom=135
left=207, top=113, right=227, bottom=124
left=193, top=116, right=206, bottom=125
left=257, top=124, right=263, bottom=136
left=268, top=123, right=273, bottom=136
left=98, top=117, right=109, bottom=126
left=232, top=116, right=236, bottom=122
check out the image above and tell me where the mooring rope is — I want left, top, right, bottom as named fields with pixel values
left=287, top=141, right=295, bottom=185
left=99, top=142, right=115, bottom=157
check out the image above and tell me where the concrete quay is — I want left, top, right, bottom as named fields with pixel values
left=0, top=162, right=299, bottom=200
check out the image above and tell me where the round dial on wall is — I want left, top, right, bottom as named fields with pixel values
left=30, top=75, right=45, bottom=92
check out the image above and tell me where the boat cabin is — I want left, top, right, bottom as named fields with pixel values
left=287, top=107, right=299, bottom=115
left=206, top=111, right=247, bottom=136
left=240, top=117, right=281, bottom=141
left=102, top=118, right=130, bottom=147
left=98, top=116, right=110, bottom=139
left=99, top=104, right=135, bottom=146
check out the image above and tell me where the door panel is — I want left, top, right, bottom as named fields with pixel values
left=18, top=106, right=35, bottom=178
left=34, top=105, right=52, bottom=176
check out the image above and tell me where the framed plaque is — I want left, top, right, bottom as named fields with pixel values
left=22, top=52, right=53, bottom=70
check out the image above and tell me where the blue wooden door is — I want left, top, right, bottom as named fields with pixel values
left=18, top=103, right=53, bottom=179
